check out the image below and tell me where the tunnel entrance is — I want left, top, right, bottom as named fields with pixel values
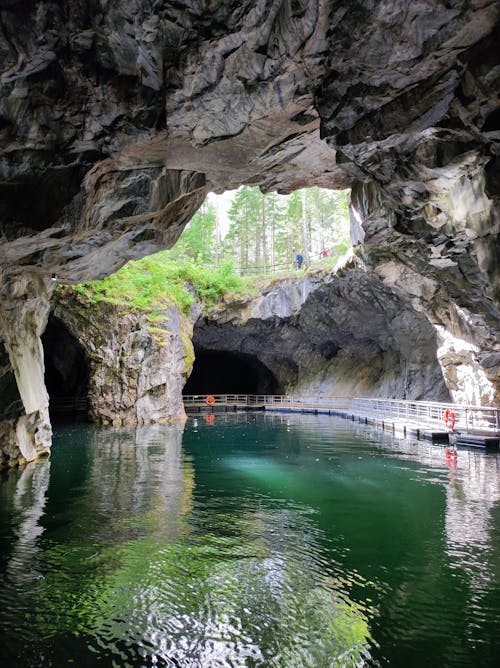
left=41, top=315, right=90, bottom=421
left=183, top=350, right=279, bottom=395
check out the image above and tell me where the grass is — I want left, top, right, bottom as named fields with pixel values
left=70, top=247, right=353, bottom=320
left=71, top=251, right=249, bottom=317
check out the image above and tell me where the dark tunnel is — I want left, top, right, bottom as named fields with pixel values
left=41, top=315, right=90, bottom=421
left=183, top=350, right=279, bottom=395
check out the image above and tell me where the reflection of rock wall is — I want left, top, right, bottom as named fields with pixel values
left=195, top=261, right=449, bottom=401
left=443, top=451, right=500, bottom=589
left=53, top=289, right=196, bottom=425
left=85, top=423, right=192, bottom=539
left=4, top=460, right=51, bottom=586
left=341, top=416, right=500, bottom=590
left=270, top=411, right=500, bottom=591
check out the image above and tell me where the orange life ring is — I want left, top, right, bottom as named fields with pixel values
left=444, top=408, right=456, bottom=430
left=205, top=395, right=215, bottom=406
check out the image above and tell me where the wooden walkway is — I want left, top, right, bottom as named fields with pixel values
left=183, top=394, right=500, bottom=448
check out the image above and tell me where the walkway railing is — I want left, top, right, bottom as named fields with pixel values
left=182, top=395, right=500, bottom=435
left=236, top=253, right=332, bottom=276
left=345, top=397, right=499, bottom=434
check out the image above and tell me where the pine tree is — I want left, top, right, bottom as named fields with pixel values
left=171, top=200, right=216, bottom=263
left=171, top=186, right=352, bottom=275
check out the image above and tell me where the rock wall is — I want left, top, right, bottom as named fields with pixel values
left=349, top=165, right=500, bottom=406
left=51, top=289, right=196, bottom=426
left=0, top=1, right=498, bottom=457
left=0, top=274, right=52, bottom=466
left=194, top=259, right=450, bottom=401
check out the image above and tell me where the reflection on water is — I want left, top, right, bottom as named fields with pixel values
left=5, top=460, right=50, bottom=587
left=344, top=416, right=500, bottom=583
left=0, top=414, right=499, bottom=667
left=85, top=423, right=192, bottom=540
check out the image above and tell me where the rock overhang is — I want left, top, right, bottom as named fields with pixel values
left=0, top=1, right=496, bottom=281
left=0, top=1, right=499, bottom=464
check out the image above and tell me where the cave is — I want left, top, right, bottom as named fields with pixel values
left=41, top=315, right=90, bottom=421
left=0, top=0, right=498, bottom=466
left=183, top=350, right=279, bottom=396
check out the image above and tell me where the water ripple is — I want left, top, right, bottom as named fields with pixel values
left=0, top=415, right=499, bottom=666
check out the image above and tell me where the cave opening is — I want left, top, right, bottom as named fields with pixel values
left=183, top=350, right=279, bottom=396
left=171, top=186, right=352, bottom=275
left=41, top=315, right=90, bottom=421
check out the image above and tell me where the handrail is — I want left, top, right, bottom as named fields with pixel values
left=182, top=394, right=500, bottom=435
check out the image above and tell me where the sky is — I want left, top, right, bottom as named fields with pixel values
left=207, top=189, right=238, bottom=237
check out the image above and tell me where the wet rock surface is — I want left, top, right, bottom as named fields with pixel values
left=50, top=288, right=196, bottom=426
left=0, top=1, right=499, bottom=457
left=0, top=274, right=52, bottom=464
left=193, top=261, right=450, bottom=401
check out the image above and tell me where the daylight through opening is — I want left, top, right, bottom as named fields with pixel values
left=171, top=186, right=352, bottom=276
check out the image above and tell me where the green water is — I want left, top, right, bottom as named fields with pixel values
left=0, top=413, right=499, bottom=667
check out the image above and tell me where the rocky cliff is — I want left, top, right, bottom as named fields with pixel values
left=50, top=288, right=195, bottom=426
left=0, top=1, right=498, bottom=459
left=193, top=258, right=450, bottom=401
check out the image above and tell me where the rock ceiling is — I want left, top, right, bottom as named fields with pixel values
left=0, top=1, right=496, bottom=279
left=0, top=0, right=499, bottom=452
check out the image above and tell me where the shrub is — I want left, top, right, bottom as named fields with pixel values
left=72, top=252, right=248, bottom=317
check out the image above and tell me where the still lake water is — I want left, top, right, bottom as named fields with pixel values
left=0, top=413, right=499, bottom=667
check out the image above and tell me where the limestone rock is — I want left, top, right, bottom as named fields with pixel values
left=51, top=289, right=195, bottom=425
left=0, top=274, right=52, bottom=463
left=0, top=1, right=498, bottom=456
left=194, top=260, right=450, bottom=401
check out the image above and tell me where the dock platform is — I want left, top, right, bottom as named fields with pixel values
left=182, top=394, right=500, bottom=449
left=454, top=434, right=500, bottom=449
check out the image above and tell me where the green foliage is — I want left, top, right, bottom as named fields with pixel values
left=221, top=186, right=351, bottom=275
left=74, top=253, right=246, bottom=317
left=170, top=200, right=216, bottom=263
left=73, top=187, right=352, bottom=317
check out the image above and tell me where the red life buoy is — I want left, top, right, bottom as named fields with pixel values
left=205, top=395, right=215, bottom=406
left=444, top=408, right=456, bottom=430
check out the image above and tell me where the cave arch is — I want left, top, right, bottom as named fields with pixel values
left=183, top=350, right=279, bottom=396
left=0, top=1, right=498, bottom=469
left=41, top=315, right=90, bottom=421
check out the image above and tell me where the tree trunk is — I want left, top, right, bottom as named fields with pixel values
left=301, top=189, right=309, bottom=265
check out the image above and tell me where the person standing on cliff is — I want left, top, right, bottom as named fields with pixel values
left=296, top=253, right=303, bottom=269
